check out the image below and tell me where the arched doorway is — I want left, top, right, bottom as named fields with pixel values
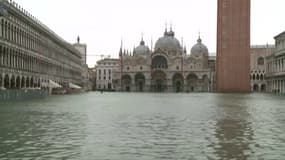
left=21, top=77, right=25, bottom=88
left=121, top=75, right=131, bottom=92
left=0, top=74, right=2, bottom=88
left=261, top=84, right=266, bottom=92
left=187, top=74, right=198, bottom=92
left=30, top=77, right=34, bottom=88
left=135, top=73, right=145, bottom=92
left=151, top=55, right=168, bottom=69
left=253, top=84, right=259, bottom=92
left=10, top=75, right=15, bottom=89
left=16, top=76, right=20, bottom=89
left=151, top=71, right=166, bottom=92
left=26, top=77, right=30, bottom=88
left=4, top=74, right=9, bottom=89
left=172, top=73, right=184, bottom=92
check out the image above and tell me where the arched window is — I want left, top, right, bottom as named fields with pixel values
left=152, top=55, right=168, bottom=69
left=257, top=57, right=265, bottom=65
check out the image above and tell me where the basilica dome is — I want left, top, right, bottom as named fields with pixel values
left=190, top=37, right=209, bottom=57
left=154, top=29, right=181, bottom=52
left=134, top=39, right=150, bottom=55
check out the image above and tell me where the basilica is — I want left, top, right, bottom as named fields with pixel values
left=112, top=27, right=216, bottom=92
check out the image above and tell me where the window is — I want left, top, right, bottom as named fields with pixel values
left=257, top=57, right=264, bottom=65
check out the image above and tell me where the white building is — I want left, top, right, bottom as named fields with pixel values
left=250, top=45, right=275, bottom=92
left=112, top=27, right=216, bottom=92
left=96, top=58, right=119, bottom=91
left=266, top=31, right=285, bottom=94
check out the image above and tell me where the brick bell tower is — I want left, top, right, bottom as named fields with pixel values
left=216, top=0, right=251, bottom=92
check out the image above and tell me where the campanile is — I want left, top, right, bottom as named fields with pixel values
left=216, top=0, right=251, bottom=92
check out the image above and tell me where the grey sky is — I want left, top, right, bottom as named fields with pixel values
left=17, top=0, right=285, bottom=67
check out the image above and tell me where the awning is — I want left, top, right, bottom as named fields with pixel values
left=69, top=83, right=82, bottom=89
left=49, top=80, right=62, bottom=88
left=41, top=80, right=62, bottom=88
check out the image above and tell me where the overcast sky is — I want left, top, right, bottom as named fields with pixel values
left=16, top=0, right=285, bottom=67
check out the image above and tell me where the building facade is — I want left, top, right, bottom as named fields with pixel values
left=216, top=0, right=251, bottom=92
left=73, top=36, right=87, bottom=65
left=112, top=28, right=215, bottom=92
left=266, top=31, right=285, bottom=94
left=0, top=0, right=83, bottom=91
left=250, top=45, right=275, bottom=92
left=96, top=58, right=119, bottom=91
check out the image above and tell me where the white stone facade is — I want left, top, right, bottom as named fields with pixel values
left=0, top=0, right=83, bottom=91
left=96, top=58, right=119, bottom=90
left=250, top=45, right=275, bottom=92
left=266, top=31, right=285, bottom=94
left=112, top=28, right=216, bottom=92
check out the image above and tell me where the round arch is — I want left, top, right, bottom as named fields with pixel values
left=30, top=77, right=34, bottom=88
left=135, top=73, right=145, bottom=92
left=186, top=73, right=198, bottom=92
left=253, top=84, right=259, bottom=92
left=172, top=73, right=184, bottom=92
left=151, top=55, right=168, bottom=69
left=10, top=75, right=15, bottom=89
left=16, top=76, right=21, bottom=89
left=0, top=74, right=2, bottom=88
left=4, top=74, right=9, bottom=89
left=151, top=70, right=167, bottom=92
left=21, top=76, right=25, bottom=88
left=26, top=77, right=30, bottom=88
left=121, top=74, right=132, bottom=92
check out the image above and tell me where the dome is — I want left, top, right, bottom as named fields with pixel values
left=190, top=37, right=209, bottom=57
left=154, top=28, right=181, bottom=52
left=134, top=39, right=150, bottom=55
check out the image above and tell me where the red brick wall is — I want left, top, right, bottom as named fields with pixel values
left=216, top=0, right=251, bottom=92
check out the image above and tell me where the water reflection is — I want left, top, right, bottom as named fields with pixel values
left=1, top=93, right=285, bottom=159
left=212, top=94, right=254, bottom=159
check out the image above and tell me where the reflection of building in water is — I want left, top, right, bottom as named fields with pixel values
left=266, top=31, right=285, bottom=94
left=112, top=27, right=216, bottom=92
left=212, top=96, right=254, bottom=159
left=250, top=45, right=275, bottom=92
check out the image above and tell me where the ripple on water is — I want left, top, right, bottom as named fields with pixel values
left=0, top=93, right=285, bottom=159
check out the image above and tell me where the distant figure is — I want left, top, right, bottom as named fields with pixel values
left=100, top=89, right=103, bottom=94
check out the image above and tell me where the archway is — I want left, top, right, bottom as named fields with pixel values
left=30, top=77, right=34, bottom=88
left=107, top=83, right=112, bottom=90
left=151, top=55, right=168, bottom=69
left=151, top=70, right=167, bottom=92
left=21, top=77, right=25, bottom=88
left=261, top=84, right=266, bottom=92
left=135, top=73, right=145, bottom=92
left=121, top=74, right=131, bottom=92
left=0, top=74, right=2, bottom=88
left=16, top=76, right=20, bottom=89
left=10, top=75, right=15, bottom=89
left=26, top=77, right=30, bottom=88
left=172, top=73, right=184, bottom=92
left=4, top=74, right=9, bottom=89
left=253, top=84, right=259, bottom=92
left=187, top=74, right=198, bottom=92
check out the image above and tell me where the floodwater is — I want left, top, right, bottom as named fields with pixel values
left=0, top=92, right=285, bottom=160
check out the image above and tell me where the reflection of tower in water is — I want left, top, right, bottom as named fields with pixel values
left=212, top=95, right=254, bottom=159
